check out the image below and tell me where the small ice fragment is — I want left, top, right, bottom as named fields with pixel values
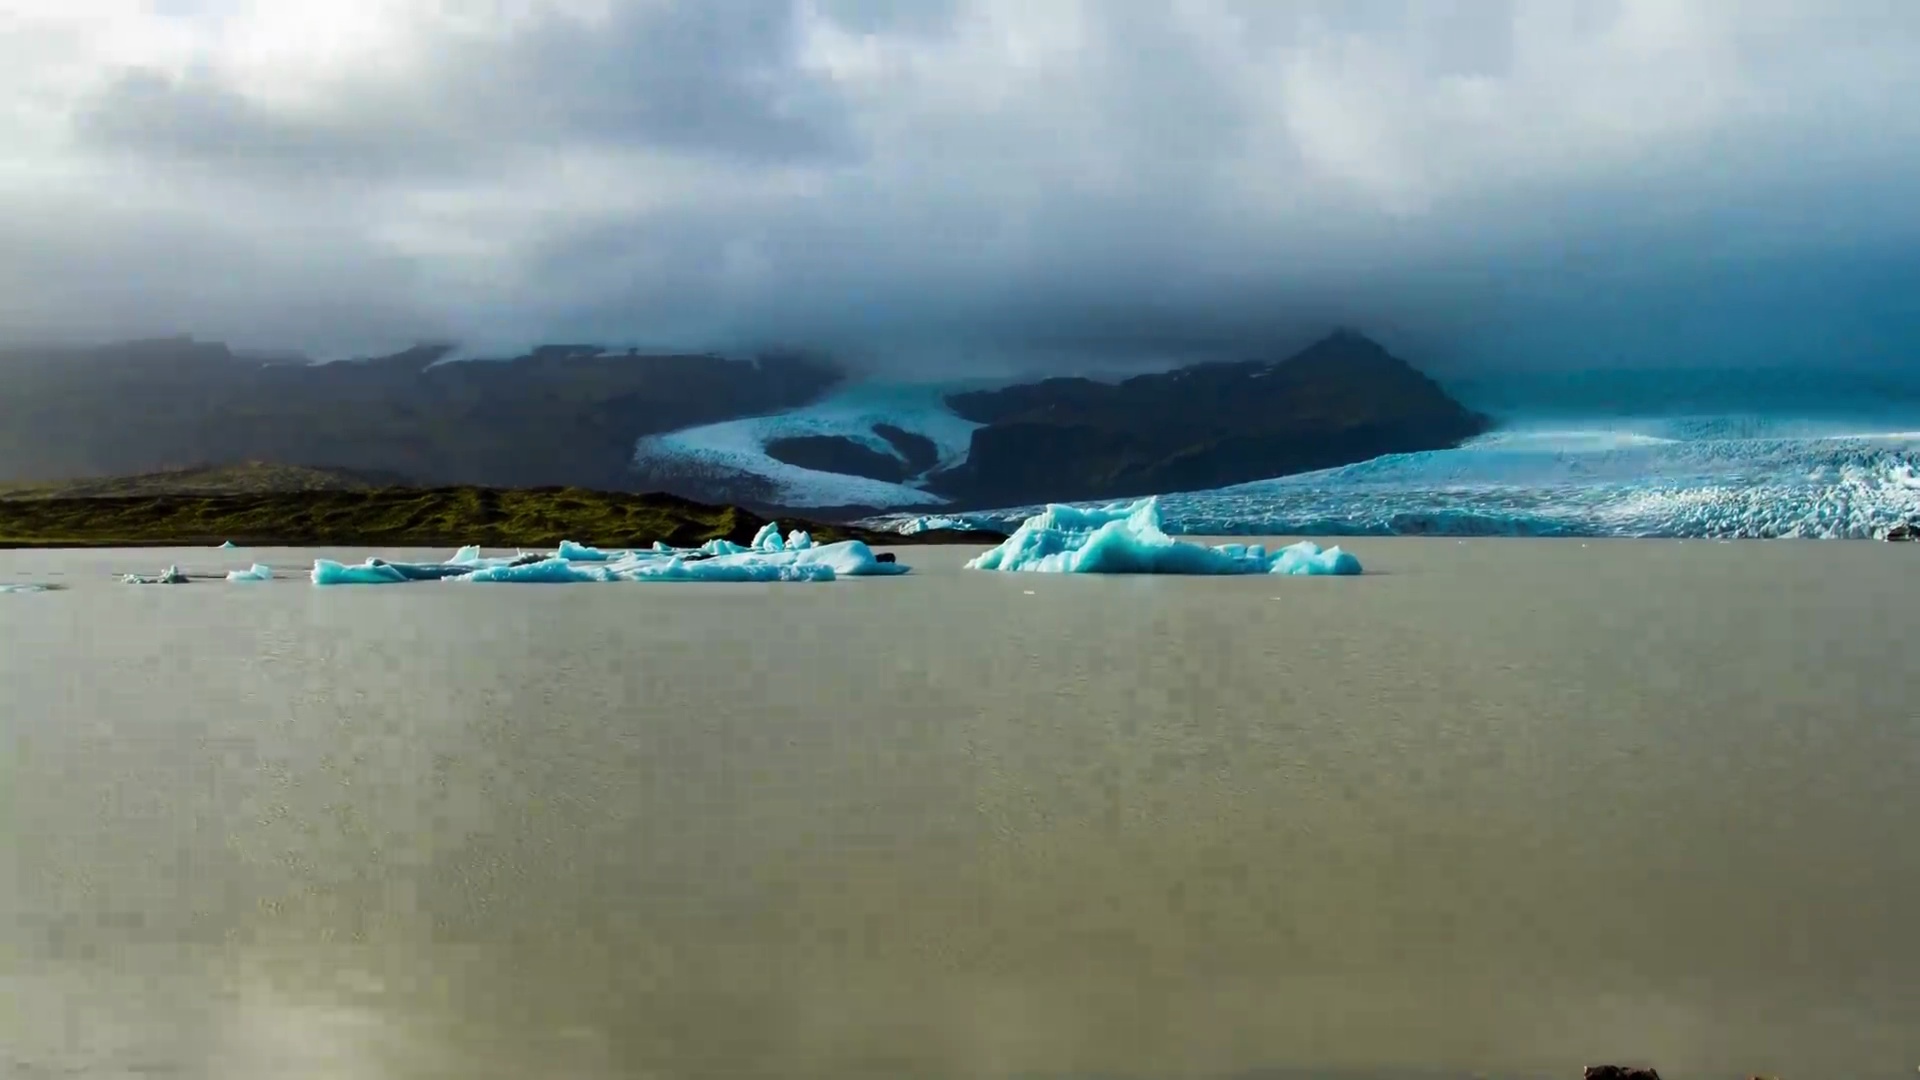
left=786, top=529, right=813, bottom=550
left=750, top=522, right=784, bottom=552
left=217, top=540, right=238, bottom=550
left=225, top=563, right=274, bottom=582
left=449, top=545, right=484, bottom=565
left=123, top=565, right=189, bottom=585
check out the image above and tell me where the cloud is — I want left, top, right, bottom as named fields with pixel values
left=3, top=0, right=1918, bottom=372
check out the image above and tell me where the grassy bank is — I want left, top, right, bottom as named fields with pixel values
left=0, top=484, right=1003, bottom=550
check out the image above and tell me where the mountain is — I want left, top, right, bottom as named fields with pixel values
left=0, top=337, right=840, bottom=491
left=923, top=330, right=1491, bottom=508
left=0, top=462, right=407, bottom=500
left=0, top=330, right=1486, bottom=515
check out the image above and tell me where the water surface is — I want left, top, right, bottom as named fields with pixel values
left=3, top=540, right=1917, bottom=1079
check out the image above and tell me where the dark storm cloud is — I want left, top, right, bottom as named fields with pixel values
left=72, top=0, right=849, bottom=183
left=5, top=0, right=1920, bottom=371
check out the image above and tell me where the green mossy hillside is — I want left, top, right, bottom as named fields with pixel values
left=0, top=484, right=1002, bottom=549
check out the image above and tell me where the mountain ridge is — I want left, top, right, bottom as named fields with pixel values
left=922, top=329, right=1491, bottom=508
left=0, top=330, right=1487, bottom=515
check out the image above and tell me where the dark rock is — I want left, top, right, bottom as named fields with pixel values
left=872, top=423, right=941, bottom=474
left=926, top=329, right=1490, bottom=509
left=874, top=551, right=897, bottom=564
left=763, top=435, right=910, bottom=483
left=1583, top=1067, right=1662, bottom=1080
left=1885, top=521, right=1916, bottom=541
left=507, top=552, right=547, bottom=567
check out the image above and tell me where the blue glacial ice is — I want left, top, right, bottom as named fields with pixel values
left=310, top=557, right=484, bottom=585
left=217, top=540, right=238, bottom=550
left=306, top=528, right=907, bottom=585
left=225, top=563, right=274, bottom=582
left=967, top=497, right=1361, bottom=575
left=462, top=554, right=839, bottom=583
left=881, top=423, right=1920, bottom=540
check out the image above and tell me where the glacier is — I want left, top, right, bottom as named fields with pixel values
left=882, top=423, right=1920, bottom=540
left=308, top=529, right=907, bottom=585
left=631, top=379, right=993, bottom=509
left=967, top=498, right=1362, bottom=575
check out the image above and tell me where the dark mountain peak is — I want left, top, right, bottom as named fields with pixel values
left=927, top=329, right=1490, bottom=509
left=358, top=343, right=458, bottom=369
left=1277, top=328, right=1400, bottom=368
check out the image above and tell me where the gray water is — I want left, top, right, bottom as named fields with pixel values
left=3, top=540, right=1918, bottom=1079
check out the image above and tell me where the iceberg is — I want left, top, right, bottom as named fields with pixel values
left=461, top=554, right=838, bottom=583
left=217, top=540, right=238, bottom=549
left=966, top=497, right=1362, bottom=576
left=225, top=563, right=274, bottom=582
left=305, top=530, right=907, bottom=586
left=310, top=557, right=483, bottom=585
left=556, top=540, right=619, bottom=562
left=122, top=565, right=190, bottom=585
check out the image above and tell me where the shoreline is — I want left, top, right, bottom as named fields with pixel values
left=0, top=532, right=1003, bottom=551
left=0, top=484, right=1008, bottom=551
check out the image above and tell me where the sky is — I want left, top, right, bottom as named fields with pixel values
left=3, top=0, right=1918, bottom=376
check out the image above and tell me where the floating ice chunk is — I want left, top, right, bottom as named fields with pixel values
left=463, top=557, right=620, bottom=583
left=309, top=536, right=909, bottom=585
left=0, top=583, right=59, bottom=593
left=1267, top=541, right=1363, bottom=576
left=123, top=565, right=189, bottom=585
left=217, top=540, right=238, bottom=550
left=612, top=556, right=835, bottom=583
left=781, top=539, right=906, bottom=577
left=966, top=497, right=1362, bottom=576
left=310, top=557, right=479, bottom=585
left=458, top=539, right=903, bottom=582
left=652, top=541, right=673, bottom=553
left=557, top=540, right=624, bottom=562
left=225, top=563, right=274, bottom=582
left=312, top=559, right=408, bottom=585
left=750, top=522, right=785, bottom=552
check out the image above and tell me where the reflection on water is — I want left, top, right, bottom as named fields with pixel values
left=3, top=541, right=1919, bottom=1079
